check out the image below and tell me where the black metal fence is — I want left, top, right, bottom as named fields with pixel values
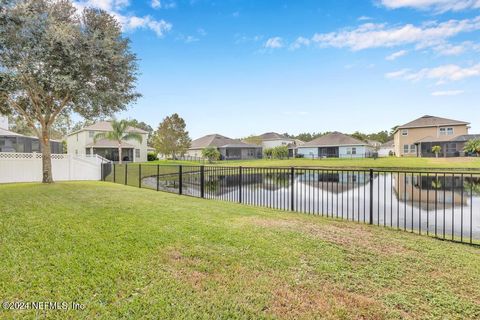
left=102, top=163, right=480, bottom=245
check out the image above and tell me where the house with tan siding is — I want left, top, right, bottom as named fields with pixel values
left=393, top=115, right=477, bottom=157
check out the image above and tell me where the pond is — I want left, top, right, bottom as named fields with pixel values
left=141, top=170, right=480, bottom=241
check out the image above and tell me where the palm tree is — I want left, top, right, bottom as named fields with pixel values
left=431, top=145, right=442, bottom=158
left=464, top=139, right=480, bottom=157
left=94, top=120, right=143, bottom=164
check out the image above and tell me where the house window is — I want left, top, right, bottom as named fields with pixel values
left=410, top=144, right=417, bottom=154
left=89, top=131, right=95, bottom=138
left=439, top=127, right=454, bottom=136
left=346, top=147, right=357, bottom=155
left=403, top=144, right=409, bottom=154
left=401, top=129, right=408, bottom=136
left=135, top=149, right=140, bottom=158
left=86, top=148, right=90, bottom=155
left=31, top=140, right=40, bottom=152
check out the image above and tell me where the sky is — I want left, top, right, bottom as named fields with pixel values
left=73, top=0, right=480, bottom=139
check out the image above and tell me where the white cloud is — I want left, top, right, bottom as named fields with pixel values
left=380, top=0, right=480, bottom=12
left=264, top=37, right=284, bottom=49
left=290, top=37, right=311, bottom=50
left=431, top=90, right=465, bottom=96
left=385, top=49, right=408, bottom=60
left=386, top=63, right=480, bottom=83
left=151, top=0, right=176, bottom=9
left=385, top=68, right=411, bottom=78
left=358, top=16, right=373, bottom=21
left=74, top=0, right=172, bottom=37
left=310, top=17, right=480, bottom=51
left=431, top=41, right=480, bottom=55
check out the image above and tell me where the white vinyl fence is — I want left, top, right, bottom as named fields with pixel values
left=0, top=152, right=108, bottom=183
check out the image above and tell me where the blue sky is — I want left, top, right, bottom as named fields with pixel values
left=74, top=0, right=480, bottom=138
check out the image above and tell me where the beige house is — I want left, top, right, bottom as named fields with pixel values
left=256, top=132, right=304, bottom=157
left=393, top=115, right=472, bottom=157
left=67, top=121, right=148, bottom=162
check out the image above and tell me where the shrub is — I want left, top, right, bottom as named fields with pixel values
left=147, top=152, right=158, bottom=161
left=271, top=146, right=289, bottom=159
left=202, top=147, right=221, bottom=163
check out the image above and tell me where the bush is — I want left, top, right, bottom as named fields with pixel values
left=263, top=148, right=273, bottom=159
left=202, top=147, right=221, bottom=163
left=271, top=146, right=289, bottom=159
left=147, top=152, right=158, bottom=161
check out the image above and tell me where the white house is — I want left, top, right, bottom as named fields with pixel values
left=297, top=132, right=374, bottom=158
left=257, top=132, right=304, bottom=157
left=67, top=121, right=148, bottom=162
left=378, top=140, right=395, bottom=157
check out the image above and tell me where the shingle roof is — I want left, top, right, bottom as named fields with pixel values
left=68, top=121, right=148, bottom=136
left=190, top=134, right=260, bottom=149
left=301, top=132, right=367, bottom=147
left=257, top=132, right=290, bottom=141
left=452, top=134, right=480, bottom=142
left=0, top=127, right=25, bottom=137
left=380, top=140, right=394, bottom=148
left=397, top=115, right=469, bottom=131
left=415, top=134, right=480, bottom=143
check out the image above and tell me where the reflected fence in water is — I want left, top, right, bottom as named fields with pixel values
left=102, top=164, right=480, bottom=245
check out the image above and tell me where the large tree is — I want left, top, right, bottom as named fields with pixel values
left=0, top=0, right=140, bottom=182
left=152, top=113, right=191, bottom=159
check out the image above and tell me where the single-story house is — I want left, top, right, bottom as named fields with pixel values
left=66, top=121, right=149, bottom=162
left=378, top=140, right=395, bottom=157
left=0, top=116, right=63, bottom=154
left=186, top=134, right=262, bottom=160
left=297, top=132, right=374, bottom=159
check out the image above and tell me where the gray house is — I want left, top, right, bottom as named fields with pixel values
left=186, top=134, right=262, bottom=160
left=0, top=116, right=63, bottom=154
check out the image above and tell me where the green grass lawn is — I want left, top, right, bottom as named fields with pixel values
left=1, top=182, right=480, bottom=319
left=145, top=157, right=480, bottom=170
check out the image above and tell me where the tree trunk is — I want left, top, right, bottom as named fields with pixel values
left=118, top=145, right=122, bottom=164
left=40, top=126, right=53, bottom=183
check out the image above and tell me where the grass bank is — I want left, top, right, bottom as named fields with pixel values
left=144, top=157, right=480, bottom=170
left=1, top=182, right=479, bottom=319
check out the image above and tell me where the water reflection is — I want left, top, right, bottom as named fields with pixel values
left=140, top=170, right=480, bottom=239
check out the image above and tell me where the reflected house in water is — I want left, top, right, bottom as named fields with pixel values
left=393, top=173, right=473, bottom=208
left=296, top=171, right=368, bottom=192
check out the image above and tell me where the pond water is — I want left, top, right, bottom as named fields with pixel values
left=141, top=171, right=480, bottom=241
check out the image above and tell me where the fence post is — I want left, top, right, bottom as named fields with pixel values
left=101, top=163, right=104, bottom=181
left=290, top=167, right=295, bottom=211
left=156, top=164, right=160, bottom=191
left=138, top=164, right=142, bottom=188
left=238, top=166, right=243, bottom=203
left=200, top=165, right=205, bottom=198
left=113, top=163, right=116, bottom=183
left=125, top=163, right=128, bottom=185
left=369, top=169, right=374, bottom=225
left=179, top=165, right=183, bottom=195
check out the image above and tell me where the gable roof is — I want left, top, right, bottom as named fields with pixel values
left=190, top=134, right=260, bottom=149
left=396, top=115, right=469, bottom=131
left=68, top=121, right=148, bottom=136
left=257, top=132, right=291, bottom=141
left=300, top=132, right=368, bottom=147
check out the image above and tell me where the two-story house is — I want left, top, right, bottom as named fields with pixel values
left=257, top=132, right=304, bottom=157
left=67, top=121, right=148, bottom=162
left=393, top=115, right=476, bottom=157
